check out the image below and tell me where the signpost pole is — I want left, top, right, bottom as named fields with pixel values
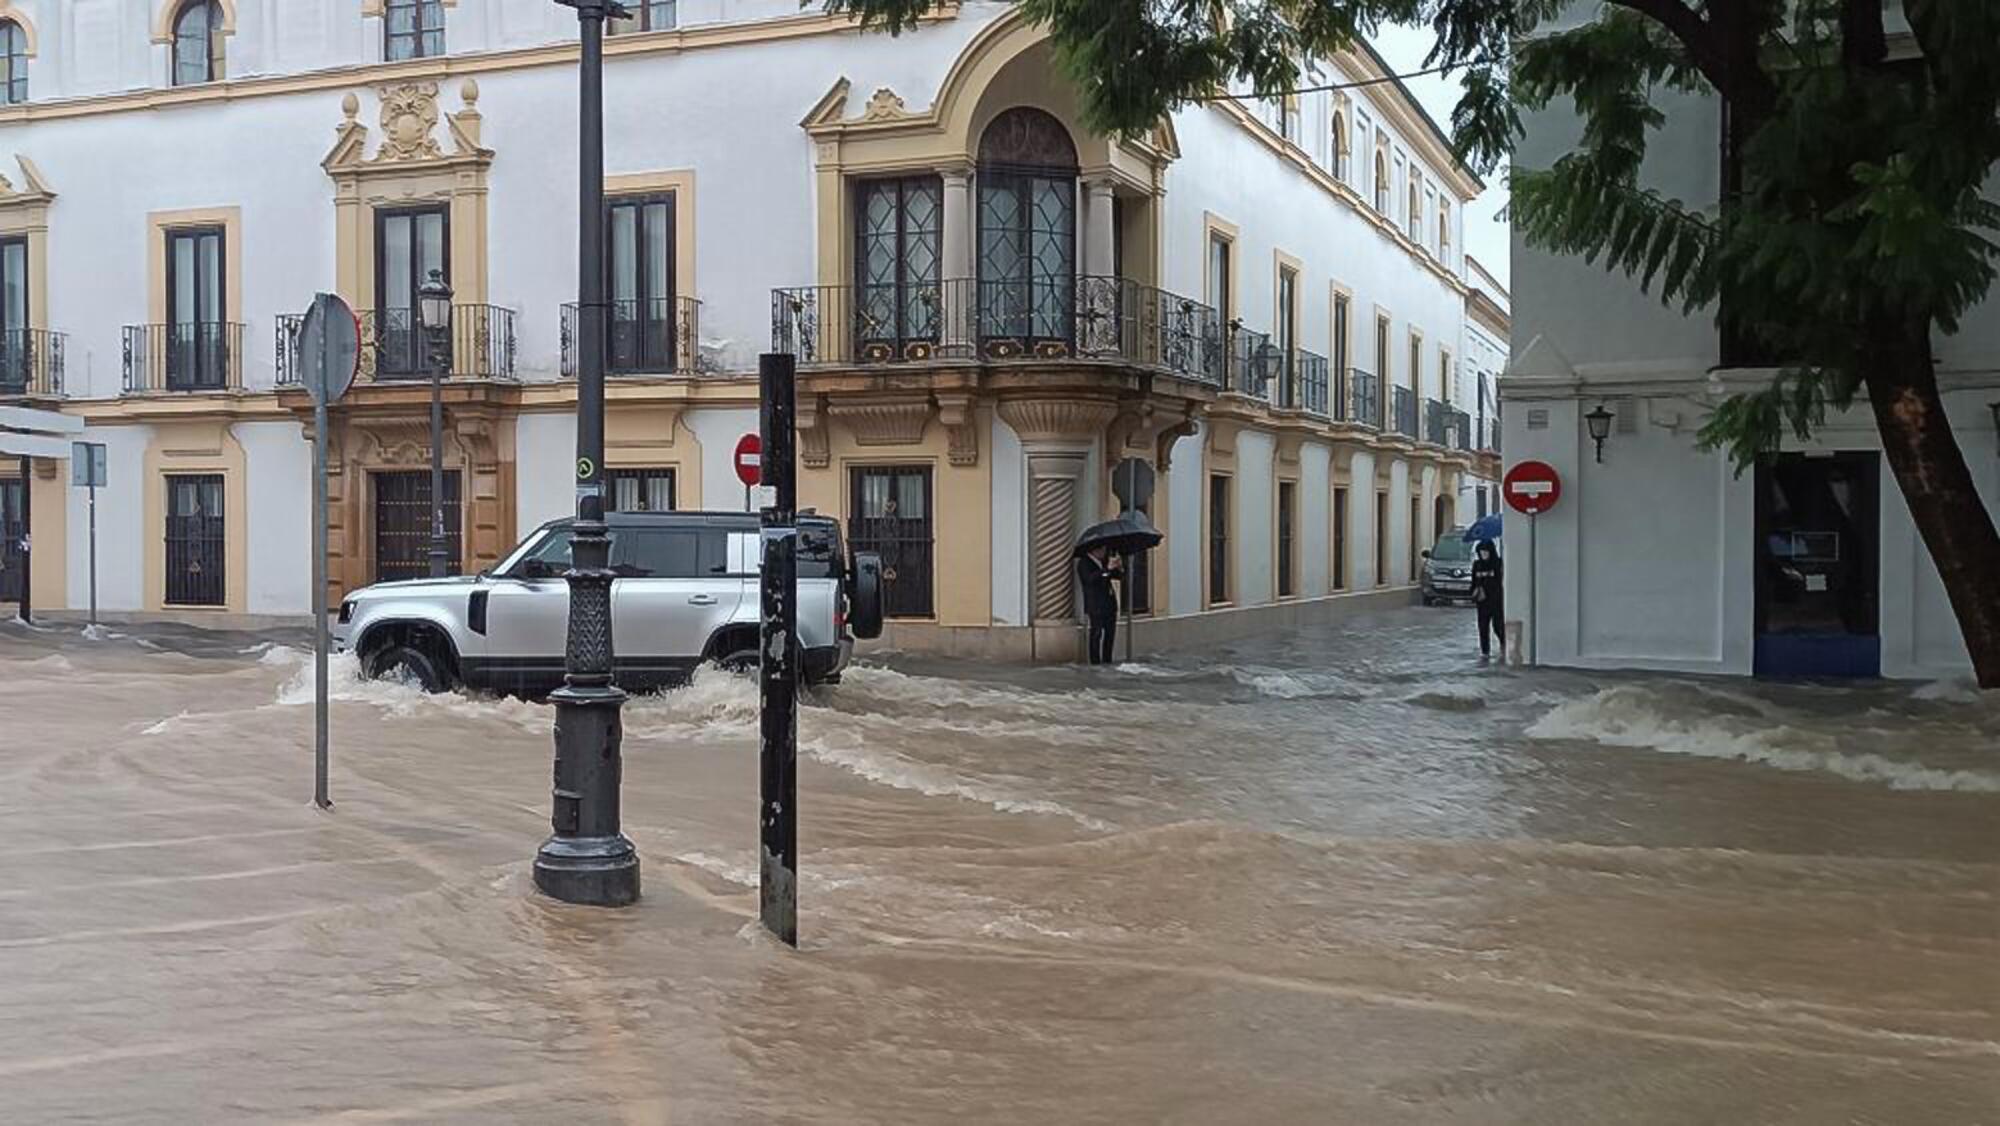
left=313, top=394, right=331, bottom=810
left=87, top=481, right=97, bottom=628
left=1123, top=551, right=1134, bottom=666
left=17, top=453, right=28, bottom=624
left=1528, top=510, right=1538, bottom=668
left=758, top=352, right=799, bottom=947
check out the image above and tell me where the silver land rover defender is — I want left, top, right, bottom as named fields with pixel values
left=333, top=510, right=883, bottom=695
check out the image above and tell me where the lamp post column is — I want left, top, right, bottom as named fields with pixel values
left=536, top=0, right=639, bottom=907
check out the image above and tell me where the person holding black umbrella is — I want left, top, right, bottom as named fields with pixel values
left=1076, top=544, right=1123, bottom=665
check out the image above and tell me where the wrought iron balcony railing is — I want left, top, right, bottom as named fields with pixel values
left=277, top=304, right=518, bottom=386
left=561, top=295, right=702, bottom=377
left=124, top=322, right=244, bottom=393
left=1453, top=408, right=1475, bottom=452
left=1224, top=324, right=1279, bottom=399
left=771, top=276, right=1227, bottom=385
left=1425, top=398, right=1451, bottom=446
left=1390, top=384, right=1418, bottom=437
left=0, top=328, right=66, bottom=399
left=1295, top=349, right=1330, bottom=417
left=1348, top=369, right=1380, bottom=430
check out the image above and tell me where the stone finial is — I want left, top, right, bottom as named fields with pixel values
left=460, top=78, right=480, bottom=109
left=342, top=92, right=360, bottom=123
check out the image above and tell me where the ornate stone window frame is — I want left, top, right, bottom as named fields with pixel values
left=322, top=79, right=493, bottom=316
left=0, top=156, right=54, bottom=335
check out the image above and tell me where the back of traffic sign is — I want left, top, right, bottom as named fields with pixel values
left=298, top=292, right=361, bottom=406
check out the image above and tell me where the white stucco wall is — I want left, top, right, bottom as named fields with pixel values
left=1233, top=431, right=1275, bottom=607
left=515, top=411, right=576, bottom=535
left=237, top=420, right=311, bottom=614
left=1167, top=426, right=1204, bottom=616
left=1299, top=442, right=1330, bottom=595
left=989, top=414, right=1026, bottom=626
left=63, top=423, right=151, bottom=613
left=682, top=408, right=758, bottom=510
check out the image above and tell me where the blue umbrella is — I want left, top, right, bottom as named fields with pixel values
left=1462, top=512, right=1502, bottom=543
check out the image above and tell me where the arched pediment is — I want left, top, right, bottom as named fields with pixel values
left=152, top=0, right=237, bottom=46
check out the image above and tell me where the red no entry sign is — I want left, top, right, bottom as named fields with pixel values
left=1503, top=459, right=1562, bottom=515
left=734, top=433, right=762, bottom=486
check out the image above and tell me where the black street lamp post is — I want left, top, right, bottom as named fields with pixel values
left=537, top=0, right=639, bottom=907
left=419, top=269, right=454, bottom=579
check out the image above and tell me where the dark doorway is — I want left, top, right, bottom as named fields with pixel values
left=848, top=465, right=934, bottom=618
left=1753, top=452, right=1880, bottom=678
left=0, top=477, right=21, bottom=603
left=373, top=469, right=462, bottom=583
left=164, top=474, right=226, bottom=606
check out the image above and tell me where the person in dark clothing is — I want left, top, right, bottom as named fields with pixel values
left=1076, top=546, right=1122, bottom=665
left=1470, top=538, right=1504, bottom=660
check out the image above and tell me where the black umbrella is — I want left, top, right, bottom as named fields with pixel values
left=1074, top=512, right=1163, bottom=558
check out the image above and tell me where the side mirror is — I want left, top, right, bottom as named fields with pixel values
left=517, top=557, right=554, bottom=580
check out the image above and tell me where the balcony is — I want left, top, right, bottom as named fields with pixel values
left=560, top=296, right=702, bottom=377
left=1390, top=385, right=1418, bottom=438
left=123, top=322, right=244, bottom=393
left=770, top=276, right=1226, bottom=385
left=277, top=304, right=518, bottom=387
left=1347, top=368, right=1380, bottom=429
left=0, top=328, right=66, bottom=399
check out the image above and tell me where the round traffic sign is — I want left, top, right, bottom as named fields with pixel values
left=1503, top=460, right=1562, bottom=515
left=734, top=433, right=762, bottom=486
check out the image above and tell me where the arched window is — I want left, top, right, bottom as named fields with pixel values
left=1372, top=150, right=1389, bottom=212
left=172, top=0, right=224, bottom=86
left=1331, top=110, right=1348, bottom=180
left=976, top=107, right=1078, bottom=355
left=385, top=0, right=444, bottom=61
left=1439, top=203, right=1451, bottom=256
left=0, top=21, right=25, bottom=105
left=1408, top=180, right=1421, bottom=237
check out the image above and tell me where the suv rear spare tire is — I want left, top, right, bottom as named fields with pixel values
left=849, top=551, right=885, bottom=640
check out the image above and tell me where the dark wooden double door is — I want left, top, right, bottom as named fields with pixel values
left=373, top=470, right=462, bottom=583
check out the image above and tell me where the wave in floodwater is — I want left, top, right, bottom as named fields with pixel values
left=1530, top=684, right=2000, bottom=793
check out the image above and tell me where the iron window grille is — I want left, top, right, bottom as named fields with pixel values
left=848, top=466, right=934, bottom=619
left=605, top=468, right=676, bottom=513
left=165, top=474, right=226, bottom=607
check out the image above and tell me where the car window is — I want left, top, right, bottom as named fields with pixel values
left=615, top=529, right=727, bottom=578
left=1430, top=539, right=1473, bottom=563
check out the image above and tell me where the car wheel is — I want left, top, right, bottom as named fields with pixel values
left=364, top=643, right=450, bottom=693
left=716, top=646, right=760, bottom=677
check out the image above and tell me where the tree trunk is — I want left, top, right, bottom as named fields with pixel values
left=1865, top=330, right=2000, bottom=687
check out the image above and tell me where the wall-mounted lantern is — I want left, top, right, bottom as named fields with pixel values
left=1584, top=402, right=1615, bottom=463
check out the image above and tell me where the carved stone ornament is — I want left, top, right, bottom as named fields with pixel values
left=935, top=393, right=979, bottom=467
left=997, top=398, right=1117, bottom=446
left=796, top=394, right=831, bottom=468
left=861, top=87, right=909, bottom=121
left=829, top=399, right=932, bottom=446
left=373, top=83, right=444, bottom=163
left=0, top=155, right=56, bottom=203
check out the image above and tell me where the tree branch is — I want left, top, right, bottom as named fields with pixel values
left=1841, top=0, right=1888, bottom=68
left=1604, top=0, right=1724, bottom=83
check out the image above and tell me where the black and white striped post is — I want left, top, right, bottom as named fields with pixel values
left=758, top=351, right=799, bottom=946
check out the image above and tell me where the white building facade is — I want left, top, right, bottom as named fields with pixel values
left=1506, top=60, right=2000, bottom=680
left=0, top=0, right=1500, bottom=658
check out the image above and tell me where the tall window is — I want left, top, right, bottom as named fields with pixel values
left=0, top=237, right=24, bottom=393
left=1207, top=234, right=1232, bottom=322
left=1280, top=95, right=1301, bottom=144
left=1276, top=480, right=1297, bottom=598
left=607, top=1, right=677, bottom=33
left=1409, top=335, right=1423, bottom=397
left=1408, top=180, right=1422, bottom=239
left=1374, top=313, right=1390, bottom=379
left=1374, top=492, right=1388, bottom=586
left=374, top=205, right=448, bottom=378
left=384, top=0, right=444, bottom=61
left=1276, top=265, right=1298, bottom=404
left=1439, top=349, right=1453, bottom=404
left=856, top=177, right=941, bottom=358
left=1330, top=111, right=1348, bottom=179
left=1408, top=497, right=1421, bottom=581
left=608, top=194, right=676, bottom=373
left=1332, top=487, right=1348, bottom=590
left=166, top=227, right=226, bottom=390
left=1, top=21, right=26, bottom=104
left=165, top=474, right=225, bottom=606
left=977, top=107, right=1076, bottom=351
left=1332, top=293, right=1350, bottom=379
left=606, top=468, right=676, bottom=513
left=1208, top=474, right=1231, bottom=605
left=172, top=1, right=225, bottom=85
left=1439, top=203, right=1451, bottom=257
left=849, top=466, right=934, bottom=618
left=1373, top=150, right=1389, bottom=212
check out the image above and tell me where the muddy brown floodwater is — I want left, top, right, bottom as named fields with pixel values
left=0, top=610, right=1995, bottom=1124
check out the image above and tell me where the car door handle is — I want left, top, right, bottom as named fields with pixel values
left=687, top=594, right=718, bottom=606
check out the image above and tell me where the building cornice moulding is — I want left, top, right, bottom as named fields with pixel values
left=0, top=10, right=943, bottom=126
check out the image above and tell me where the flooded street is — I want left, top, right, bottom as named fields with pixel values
left=0, top=609, right=1995, bottom=1124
